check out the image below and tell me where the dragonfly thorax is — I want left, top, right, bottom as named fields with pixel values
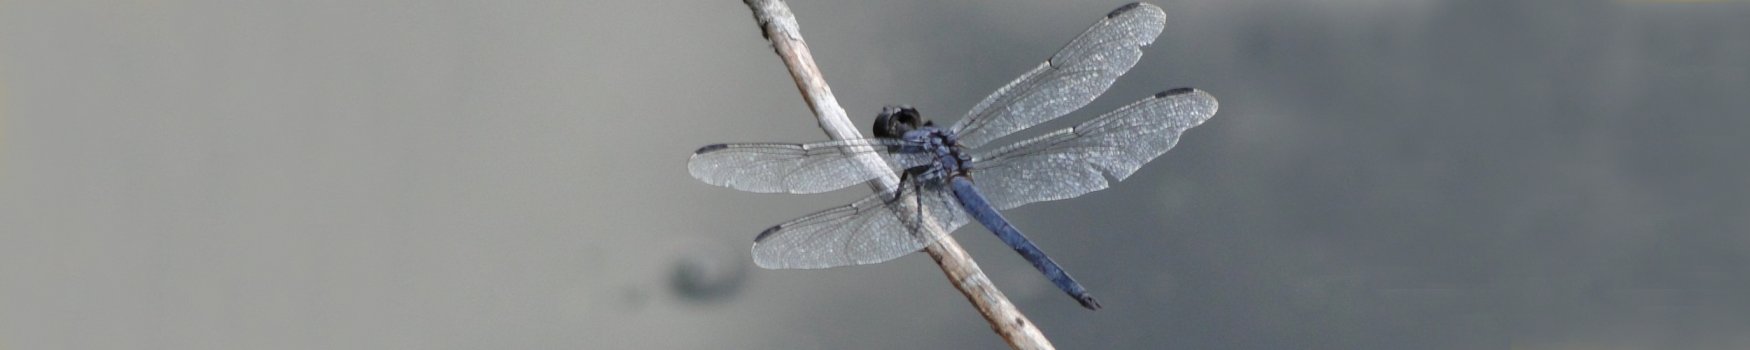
left=874, top=105, right=971, bottom=179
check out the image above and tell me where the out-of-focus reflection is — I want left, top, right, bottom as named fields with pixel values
left=669, top=244, right=749, bottom=304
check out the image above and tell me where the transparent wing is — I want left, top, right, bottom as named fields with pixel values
left=688, top=138, right=933, bottom=194
left=752, top=180, right=972, bottom=269
left=969, top=88, right=1217, bottom=210
left=948, top=2, right=1167, bottom=149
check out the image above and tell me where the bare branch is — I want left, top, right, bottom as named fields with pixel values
left=739, top=0, right=1055, bottom=349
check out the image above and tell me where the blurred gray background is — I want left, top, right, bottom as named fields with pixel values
left=3, top=0, right=1747, bottom=349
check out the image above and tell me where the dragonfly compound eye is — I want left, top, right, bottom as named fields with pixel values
left=874, top=105, right=925, bottom=138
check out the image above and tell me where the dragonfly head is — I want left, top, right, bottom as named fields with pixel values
left=873, top=105, right=933, bottom=138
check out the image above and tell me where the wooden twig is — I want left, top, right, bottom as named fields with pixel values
left=739, top=1, right=1054, bottom=349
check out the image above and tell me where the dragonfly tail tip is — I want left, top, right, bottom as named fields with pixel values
left=1078, top=295, right=1103, bottom=310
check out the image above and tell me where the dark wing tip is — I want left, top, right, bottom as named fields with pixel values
left=753, top=225, right=783, bottom=242
left=1156, top=87, right=1198, bottom=98
left=1107, top=2, right=1145, bottom=18
left=694, top=144, right=729, bottom=154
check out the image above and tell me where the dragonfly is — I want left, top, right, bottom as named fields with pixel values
left=688, top=2, right=1217, bottom=310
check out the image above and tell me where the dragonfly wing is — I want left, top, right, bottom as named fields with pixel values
left=969, top=88, right=1217, bottom=210
left=948, top=3, right=1167, bottom=149
left=752, top=181, right=972, bottom=269
left=689, top=138, right=933, bottom=194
